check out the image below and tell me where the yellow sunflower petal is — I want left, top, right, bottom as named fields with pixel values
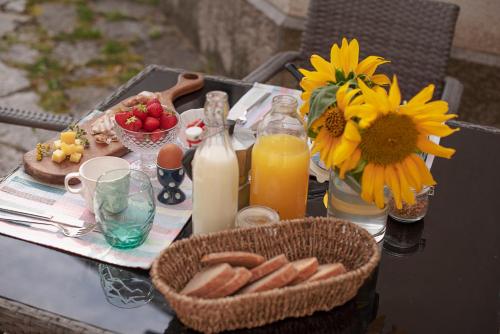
left=330, top=43, right=341, bottom=69
left=344, top=104, right=377, bottom=120
left=343, top=120, right=361, bottom=142
left=357, top=79, right=381, bottom=108
left=395, top=163, right=416, bottom=205
left=371, top=74, right=391, bottom=86
left=402, top=156, right=422, bottom=192
left=410, top=154, right=437, bottom=186
left=340, top=38, right=350, bottom=74
left=336, top=83, right=350, bottom=110
left=323, top=192, right=328, bottom=208
left=417, top=136, right=456, bottom=159
left=407, top=84, right=435, bottom=106
left=356, top=56, right=389, bottom=77
left=338, top=148, right=361, bottom=178
left=348, top=39, right=359, bottom=73
left=416, top=122, right=459, bottom=137
left=373, top=165, right=386, bottom=208
left=388, top=76, right=401, bottom=110
left=310, top=54, right=334, bottom=78
left=333, top=137, right=358, bottom=165
left=361, top=163, right=375, bottom=203
left=400, top=100, right=449, bottom=116
left=385, top=165, right=402, bottom=209
left=412, top=113, right=457, bottom=123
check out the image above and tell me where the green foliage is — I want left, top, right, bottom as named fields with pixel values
left=104, top=11, right=129, bottom=21
left=76, top=1, right=94, bottom=23
left=148, top=27, right=162, bottom=40
left=101, top=41, right=127, bottom=55
left=119, top=67, right=142, bottom=82
left=307, top=84, right=339, bottom=129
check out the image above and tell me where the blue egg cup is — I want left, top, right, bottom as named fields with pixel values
left=156, top=164, right=186, bottom=205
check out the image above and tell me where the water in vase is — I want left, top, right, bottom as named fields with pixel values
left=327, top=173, right=387, bottom=242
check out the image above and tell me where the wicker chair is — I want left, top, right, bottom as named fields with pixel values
left=244, top=0, right=463, bottom=113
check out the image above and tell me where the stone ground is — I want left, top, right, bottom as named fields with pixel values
left=0, top=0, right=206, bottom=177
left=0, top=0, right=498, bottom=177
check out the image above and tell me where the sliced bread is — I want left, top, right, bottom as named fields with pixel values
left=201, top=251, right=265, bottom=268
left=306, top=263, right=346, bottom=283
left=289, top=257, right=319, bottom=285
left=249, top=254, right=289, bottom=283
left=239, top=263, right=298, bottom=294
left=180, top=263, right=235, bottom=297
left=205, top=267, right=252, bottom=299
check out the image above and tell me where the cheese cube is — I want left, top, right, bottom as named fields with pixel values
left=51, top=149, right=66, bottom=163
left=53, top=140, right=62, bottom=149
left=61, top=142, right=76, bottom=156
left=75, top=144, right=84, bottom=153
left=69, top=152, right=82, bottom=163
left=60, top=131, right=76, bottom=144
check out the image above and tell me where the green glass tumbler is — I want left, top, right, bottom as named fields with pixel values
left=94, top=169, right=155, bottom=249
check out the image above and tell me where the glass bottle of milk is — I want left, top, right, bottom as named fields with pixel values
left=192, top=91, right=239, bottom=234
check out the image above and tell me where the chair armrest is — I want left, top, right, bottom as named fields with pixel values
left=243, top=51, right=302, bottom=83
left=441, top=76, right=463, bottom=115
left=0, top=106, right=74, bottom=131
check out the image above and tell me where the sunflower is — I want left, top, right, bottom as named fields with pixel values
left=298, top=38, right=390, bottom=116
left=341, top=76, right=458, bottom=209
left=310, top=83, right=376, bottom=173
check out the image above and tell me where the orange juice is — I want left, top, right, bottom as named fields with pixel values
left=250, top=133, right=310, bottom=219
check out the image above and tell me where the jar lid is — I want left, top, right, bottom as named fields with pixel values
left=235, top=206, right=280, bottom=228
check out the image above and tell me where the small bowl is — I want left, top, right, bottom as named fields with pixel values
left=156, top=163, right=186, bottom=205
left=114, top=109, right=181, bottom=154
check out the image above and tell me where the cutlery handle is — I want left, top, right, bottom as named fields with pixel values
left=0, top=205, right=53, bottom=221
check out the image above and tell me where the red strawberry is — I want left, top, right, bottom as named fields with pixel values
left=124, top=115, right=142, bottom=132
left=115, top=111, right=131, bottom=128
left=147, top=102, right=163, bottom=118
left=143, top=116, right=160, bottom=132
left=160, top=113, right=178, bottom=130
left=132, top=104, right=148, bottom=121
left=150, top=128, right=165, bottom=143
left=147, top=98, right=160, bottom=107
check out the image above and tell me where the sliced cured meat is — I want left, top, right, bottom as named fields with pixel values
left=239, top=263, right=298, bottom=294
left=289, top=257, right=319, bottom=285
left=306, top=263, right=346, bottom=283
left=201, top=251, right=265, bottom=268
left=180, top=263, right=235, bottom=297
left=205, top=267, right=252, bottom=299
left=249, top=254, right=288, bottom=283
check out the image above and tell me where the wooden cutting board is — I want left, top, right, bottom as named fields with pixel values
left=23, top=72, right=204, bottom=184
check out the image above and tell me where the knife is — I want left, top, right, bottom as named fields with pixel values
left=0, top=205, right=85, bottom=227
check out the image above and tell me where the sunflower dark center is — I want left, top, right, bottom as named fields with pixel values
left=324, top=107, right=346, bottom=137
left=360, top=113, right=418, bottom=165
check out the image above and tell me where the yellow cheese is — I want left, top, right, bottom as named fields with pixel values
left=53, top=140, right=62, bottom=149
left=69, top=152, right=82, bottom=163
left=60, top=131, right=76, bottom=144
left=75, top=144, right=84, bottom=153
left=61, top=142, right=77, bottom=155
left=51, top=149, right=66, bottom=163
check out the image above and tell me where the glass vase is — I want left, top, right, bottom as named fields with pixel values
left=327, top=171, right=388, bottom=242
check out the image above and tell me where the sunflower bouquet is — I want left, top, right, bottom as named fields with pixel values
left=300, top=38, right=457, bottom=209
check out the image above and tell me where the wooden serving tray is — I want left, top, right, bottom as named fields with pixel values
left=23, top=72, right=204, bottom=184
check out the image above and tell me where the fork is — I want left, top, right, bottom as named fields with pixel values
left=4, top=218, right=95, bottom=237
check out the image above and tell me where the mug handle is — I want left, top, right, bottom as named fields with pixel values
left=64, top=172, right=83, bottom=194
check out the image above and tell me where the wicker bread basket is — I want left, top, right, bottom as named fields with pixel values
left=151, top=217, right=380, bottom=333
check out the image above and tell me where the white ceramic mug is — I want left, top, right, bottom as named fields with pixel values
left=64, top=157, right=130, bottom=213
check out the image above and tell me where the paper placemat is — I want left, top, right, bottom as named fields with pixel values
left=0, top=152, right=192, bottom=269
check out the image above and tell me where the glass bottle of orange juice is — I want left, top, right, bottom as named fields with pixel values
left=250, top=95, right=310, bottom=219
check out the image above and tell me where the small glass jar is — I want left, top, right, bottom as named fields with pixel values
left=388, top=186, right=433, bottom=222
left=235, top=205, right=280, bottom=228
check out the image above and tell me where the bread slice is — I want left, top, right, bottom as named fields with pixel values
left=249, top=254, right=288, bottom=283
left=201, top=251, right=265, bottom=268
left=205, top=267, right=252, bottom=299
left=306, top=263, right=346, bottom=283
left=180, top=263, right=235, bottom=297
left=288, top=257, right=319, bottom=285
left=239, top=263, right=298, bottom=294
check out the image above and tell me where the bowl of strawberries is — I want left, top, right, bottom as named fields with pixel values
left=114, top=97, right=180, bottom=175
